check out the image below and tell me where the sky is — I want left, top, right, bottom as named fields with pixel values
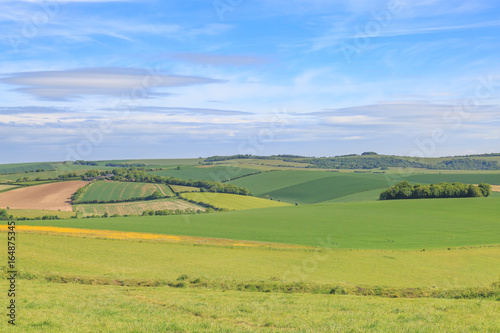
left=1, top=0, right=499, bottom=163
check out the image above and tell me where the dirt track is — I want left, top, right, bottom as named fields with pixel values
left=0, top=181, right=88, bottom=212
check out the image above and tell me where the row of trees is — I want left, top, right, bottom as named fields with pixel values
left=379, top=181, right=492, bottom=200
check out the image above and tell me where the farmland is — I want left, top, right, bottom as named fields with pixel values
left=22, top=197, right=500, bottom=250
left=181, top=192, right=291, bottom=210
left=2, top=156, right=500, bottom=331
left=76, top=181, right=173, bottom=203
left=0, top=180, right=87, bottom=211
left=74, top=198, right=204, bottom=217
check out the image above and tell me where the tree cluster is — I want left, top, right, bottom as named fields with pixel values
left=379, top=181, right=492, bottom=200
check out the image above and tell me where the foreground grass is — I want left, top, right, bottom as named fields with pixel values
left=12, top=233, right=500, bottom=289
left=23, top=197, right=500, bottom=250
left=3, top=279, right=499, bottom=332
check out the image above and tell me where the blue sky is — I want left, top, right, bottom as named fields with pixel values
left=1, top=0, right=499, bottom=163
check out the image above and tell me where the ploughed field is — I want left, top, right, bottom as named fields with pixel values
left=0, top=180, right=87, bottom=211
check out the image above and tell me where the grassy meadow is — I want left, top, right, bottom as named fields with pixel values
left=4, top=279, right=500, bottom=332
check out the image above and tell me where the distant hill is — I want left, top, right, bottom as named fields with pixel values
left=204, top=153, right=500, bottom=171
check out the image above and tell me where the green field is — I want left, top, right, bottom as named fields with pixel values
left=150, top=165, right=261, bottom=182
left=181, top=192, right=291, bottom=210
left=230, top=170, right=391, bottom=203
left=0, top=162, right=56, bottom=174
left=77, top=181, right=172, bottom=202
left=74, top=198, right=204, bottom=217
left=22, top=197, right=500, bottom=250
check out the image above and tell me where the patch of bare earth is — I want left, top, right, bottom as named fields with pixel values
left=0, top=181, right=88, bottom=212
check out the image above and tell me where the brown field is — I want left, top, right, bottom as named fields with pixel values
left=74, top=198, right=205, bottom=217
left=491, top=185, right=500, bottom=192
left=0, top=181, right=87, bottom=212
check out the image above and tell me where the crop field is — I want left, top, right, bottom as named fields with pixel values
left=0, top=162, right=56, bottom=174
left=7, top=209, right=76, bottom=219
left=22, top=197, right=500, bottom=250
left=0, top=181, right=87, bottom=211
left=74, top=198, right=204, bottom=217
left=150, top=165, right=261, bottom=182
left=77, top=181, right=172, bottom=202
left=169, top=184, right=201, bottom=193
left=181, top=192, right=291, bottom=210
left=230, top=171, right=391, bottom=203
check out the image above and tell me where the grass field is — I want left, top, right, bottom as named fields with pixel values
left=77, top=182, right=172, bottom=202
left=181, top=192, right=291, bottom=210
left=150, top=165, right=261, bottom=182
left=3, top=279, right=499, bottom=332
left=10, top=232, right=500, bottom=289
left=21, top=197, right=500, bottom=250
left=74, top=198, right=204, bottom=217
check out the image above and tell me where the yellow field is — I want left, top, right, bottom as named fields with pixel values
left=181, top=192, right=291, bottom=210
left=74, top=198, right=204, bottom=217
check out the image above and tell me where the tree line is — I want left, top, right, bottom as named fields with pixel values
left=379, top=181, right=492, bottom=200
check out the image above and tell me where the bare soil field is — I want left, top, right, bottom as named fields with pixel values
left=491, top=185, right=500, bottom=192
left=0, top=181, right=88, bottom=212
